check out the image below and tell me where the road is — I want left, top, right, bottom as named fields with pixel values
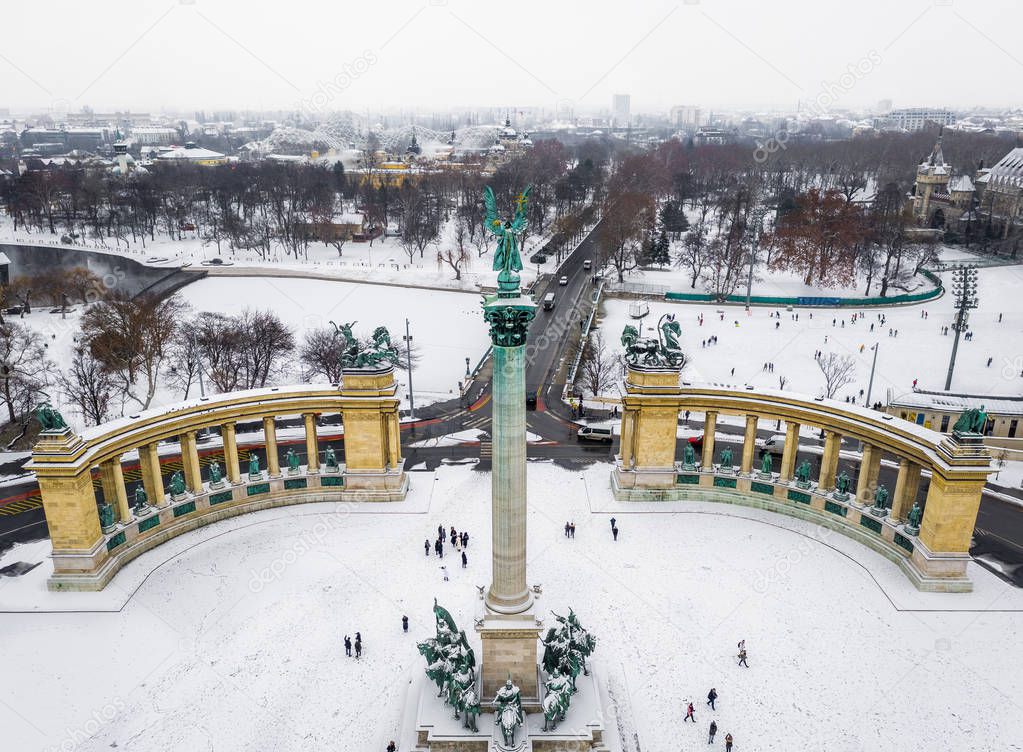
left=2, top=221, right=1023, bottom=588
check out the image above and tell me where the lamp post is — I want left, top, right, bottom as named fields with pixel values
left=865, top=343, right=878, bottom=407
left=404, top=318, right=415, bottom=420
left=943, top=266, right=979, bottom=391
left=745, top=206, right=768, bottom=310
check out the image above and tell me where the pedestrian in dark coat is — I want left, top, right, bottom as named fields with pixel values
left=402, top=615, right=409, bottom=633
left=737, top=648, right=749, bottom=667
left=725, top=733, right=733, bottom=751
left=610, top=517, right=616, bottom=530
left=612, top=526, right=619, bottom=541
left=437, top=524, right=444, bottom=539
left=707, top=688, right=717, bottom=710
left=425, top=539, right=430, bottom=556
left=437, top=539, right=444, bottom=558
left=462, top=531, right=469, bottom=548
left=564, top=521, right=570, bottom=537
left=344, top=635, right=352, bottom=656
left=387, top=741, right=396, bottom=752
left=709, top=720, right=717, bottom=743
left=569, top=522, right=575, bottom=538
left=354, top=636, right=362, bottom=659
left=683, top=702, right=695, bottom=722
left=461, top=551, right=467, bottom=568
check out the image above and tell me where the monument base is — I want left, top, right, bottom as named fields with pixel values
left=477, top=613, right=541, bottom=709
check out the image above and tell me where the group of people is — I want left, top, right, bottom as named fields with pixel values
left=609, top=517, right=619, bottom=541
left=343, top=631, right=363, bottom=659
left=700, top=335, right=720, bottom=348
left=563, top=521, right=577, bottom=538
left=681, top=640, right=749, bottom=747
left=425, top=524, right=469, bottom=575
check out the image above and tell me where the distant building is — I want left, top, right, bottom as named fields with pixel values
left=692, top=127, right=731, bottom=146
left=131, top=126, right=179, bottom=146
left=155, top=142, right=227, bottom=166
left=612, top=94, right=630, bottom=127
left=886, top=389, right=1023, bottom=456
left=912, top=133, right=974, bottom=228
left=670, top=105, right=701, bottom=131
left=975, top=147, right=1023, bottom=239
left=876, top=107, right=956, bottom=131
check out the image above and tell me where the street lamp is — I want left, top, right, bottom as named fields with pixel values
left=865, top=343, right=878, bottom=407
left=404, top=318, right=415, bottom=420
left=745, top=206, right=769, bottom=310
left=943, top=266, right=979, bottom=390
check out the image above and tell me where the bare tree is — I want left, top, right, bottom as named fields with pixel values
left=816, top=353, right=856, bottom=399
left=0, top=322, right=55, bottom=424
left=59, top=345, right=116, bottom=426
left=300, top=328, right=347, bottom=384
left=578, top=332, right=617, bottom=397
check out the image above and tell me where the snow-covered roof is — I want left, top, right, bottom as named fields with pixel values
left=889, top=389, right=1023, bottom=416
left=156, top=145, right=226, bottom=161
left=949, top=174, right=974, bottom=193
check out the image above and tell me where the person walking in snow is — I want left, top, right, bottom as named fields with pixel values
left=565, top=521, right=571, bottom=538
left=425, top=538, right=431, bottom=556
left=387, top=741, right=396, bottom=752
left=612, top=526, right=619, bottom=541
left=569, top=522, right=576, bottom=538
left=354, top=636, right=362, bottom=659
left=725, top=732, right=733, bottom=751
left=684, top=702, right=696, bottom=722
left=707, top=688, right=717, bottom=710
left=402, top=615, right=409, bottom=633
left=441, top=565, right=449, bottom=581
left=610, top=517, right=616, bottom=530
left=461, top=551, right=467, bottom=568
left=737, top=647, right=749, bottom=667
left=709, top=720, right=717, bottom=743
left=437, top=539, right=444, bottom=558
left=344, top=635, right=352, bottom=657
left=461, top=531, right=469, bottom=548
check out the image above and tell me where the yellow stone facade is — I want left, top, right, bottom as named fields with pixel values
left=612, top=368, right=992, bottom=592
left=29, top=370, right=408, bottom=592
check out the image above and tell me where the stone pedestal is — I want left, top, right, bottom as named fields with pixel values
left=478, top=614, right=541, bottom=709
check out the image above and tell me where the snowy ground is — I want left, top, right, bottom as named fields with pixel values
left=1, top=462, right=1021, bottom=752
left=0, top=213, right=567, bottom=294
left=599, top=264, right=1023, bottom=403
left=16, top=276, right=492, bottom=429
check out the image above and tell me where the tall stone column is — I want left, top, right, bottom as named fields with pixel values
left=482, top=298, right=535, bottom=616
left=139, top=442, right=167, bottom=507
left=479, top=284, right=540, bottom=704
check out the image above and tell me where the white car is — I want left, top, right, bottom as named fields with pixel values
left=559, top=276, right=568, bottom=286
left=759, top=434, right=787, bottom=455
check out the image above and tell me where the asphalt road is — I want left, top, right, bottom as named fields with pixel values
left=2, top=221, right=1023, bottom=589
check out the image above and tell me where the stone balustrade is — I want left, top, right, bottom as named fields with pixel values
left=613, top=367, right=992, bottom=592
left=28, top=368, right=407, bottom=592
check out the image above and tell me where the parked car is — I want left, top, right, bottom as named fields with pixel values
left=558, top=276, right=569, bottom=286
left=759, top=434, right=787, bottom=454
left=583, top=259, right=592, bottom=271
left=577, top=426, right=613, bottom=443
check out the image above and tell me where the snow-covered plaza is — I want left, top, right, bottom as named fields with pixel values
left=2, top=462, right=1020, bottom=752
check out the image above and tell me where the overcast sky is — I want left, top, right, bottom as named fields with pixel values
left=2, top=0, right=1020, bottom=116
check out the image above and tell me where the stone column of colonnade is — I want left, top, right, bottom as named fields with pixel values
left=701, top=411, right=718, bottom=468
left=138, top=442, right=166, bottom=507
left=99, top=455, right=132, bottom=524
left=263, top=416, right=281, bottom=477
left=890, top=458, right=923, bottom=522
left=222, top=422, right=241, bottom=484
left=855, top=443, right=882, bottom=505
left=817, top=430, right=842, bottom=491
left=180, top=431, right=203, bottom=494
left=740, top=415, right=758, bottom=474
left=779, top=421, right=800, bottom=482
left=303, top=413, right=320, bottom=473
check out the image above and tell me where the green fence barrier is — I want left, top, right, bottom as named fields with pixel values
left=664, top=268, right=943, bottom=308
